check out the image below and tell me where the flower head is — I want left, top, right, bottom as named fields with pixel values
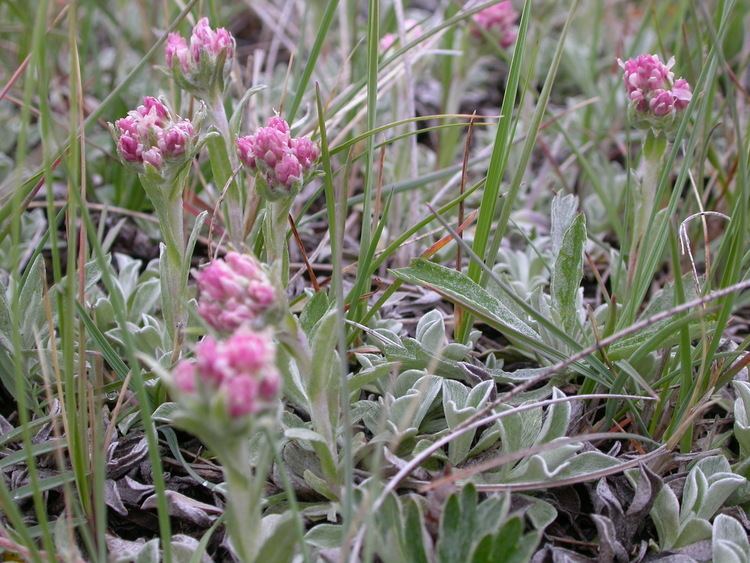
left=166, top=17, right=235, bottom=98
left=618, top=54, right=692, bottom=129
left=171, top=328, right=280, bottom=419
left=236, top=116, right=318, bottom=200
left=110, top=97, right=199, bottom=178
left=472, top=1, right=518, bottom=49
left=195, top=252, right=278, bottom=332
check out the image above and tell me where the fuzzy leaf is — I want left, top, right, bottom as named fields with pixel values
left=551, top=213, right=585, bottom=334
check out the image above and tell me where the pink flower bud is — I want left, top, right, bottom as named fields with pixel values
left=212, top=27, right=234, bottom=57
left=159, top=125, right=190, bottom=157
left=115, top=117, right=138, bottom=135
left=472, top=2, right=518, bottom=48
left=267, top=116, right=290, bottom=134
left=672, top=78, right=692, bottom=110
left=142, top=147, right=164, bottom=168
left=172, top=328, right=279, bottom=419
left=194, top=337, right=227, bottom=386
left=195, top=253, right=277, bottom=332
left=649, top=90, right=674, bottom=116
left=166, top=33, right=191, bottom=72
left=138, top=96, right=169, bottom=123
left=190, top=17, right=234, bottom=61
left=223, top=328, right=275, bottom=373
left=117, top=133, right=142, bottom=162
left=258, top=372, right=280, bottom=401
left=225, top=375, right=259, bottom=417
left=236, top=136, right=256, bottom=168
left=173, top=360, right=197, bottom=393
left=254, top=127, right=289, bottom=167
left=274, top=153, right=303, bottom=188
left=291, top=137, right=318, bottom=169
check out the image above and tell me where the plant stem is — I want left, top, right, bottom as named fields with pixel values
left=209, top=95, right=244, bottom=245
left=628, top=131, right=668, bottom=287
left=264, top=198, right=293, bottom=290
left=156, top=195, right=186, bottom=344
left=221, top=437, right=273, bottom=562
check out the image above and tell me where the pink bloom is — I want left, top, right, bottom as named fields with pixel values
left=225, top=375, right=259, bottom=417
left=650, top=90, right=674, bottom=116
left=159, top=125, right=190, bottom=157
left=117, top=133, right=142, bottom=162
left=618, top=54, right=691, bottom=121
left=194, top=337, right=227, bottom=386
left=291, top=137, right=318, bottom=168
left=195, top=252, right=277, bottom=332
left=224, top=328, right=275, bottom=374
left=237, top=117, right=318, bottom=196
left=267, top=116, right=290, bottom=134
left=142, top=147, right=164, bottom=168
left=172, top=329, right=279, bottom=419
left=274, top=153, right=303, bottom=187
left=166, top=33, right=191, bottom=71
left=115, top=116, right=137, bottom=135
left=190, top=17, right=234, bottom=61
left=138, top=97, right=169, bottom=123
left=472, top=1, right=518, bottom=49
left=173, top=360, right=197, bottom=393
left=672, top=78, right=692, bottom=110
left=258, top=373, right=280, bottom=401
left=111, top=97, right=195, bottom=173
left=236, top=135, right=256, bottom=168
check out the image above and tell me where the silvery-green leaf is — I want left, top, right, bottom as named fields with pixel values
left=392, top=260, right=539, bottom=342
left=135, top=539, right=161, bottom=563
left=712, top=514, right=750, bottom=563
left=551, top=213, right=585, bottom=334
left=415, top=309, right=446, bottom=351
left=733, top=381, right=750, bottom=456
left=305, top=523, right=343, bottom=549
left=128, top=278, right=161, bottom=322
left=114, top=253, right=143, bottom=302
left=697, top=472, right=745, bottom=521
left=651, top=484, right=681, bottom=550
left=390, top=375, right=442, bottom=433
left=674, top=518, right=712, bottom=549
left=436, top=485, right=478, bottom=563
left=299, top=290, right=331, bottom=336
left=550, top=193, right=579, bottom=260
left=535, top=387, right=570, bottom=445
left=308, top=309, right=340, bottom=452
left=255, top=513, right=298, bottom=563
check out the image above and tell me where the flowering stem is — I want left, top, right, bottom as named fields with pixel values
left=220, top=437, right=273, bottom=562
left=628, top=131, right=668, bottom=286
left=264, top=198, right=293, bottom=290
left=141, top=176, right=187, bottom=345
left=208, top=95, right=244, bottom=245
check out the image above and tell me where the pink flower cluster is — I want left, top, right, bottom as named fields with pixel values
left=618, top=54, right=692, bottom=117
left=166, top=18, right=235, bottom=96
left=195, top=252, right=277, bottom=333
left=113, top=97, right=195, bottom=171
left=380, top=19, right=423, bottom=52
left=236, top=116, right=318, bottom=196
left=472, top=1, right=518, bottom=49
left=173, top=329, right=280, bottom=418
